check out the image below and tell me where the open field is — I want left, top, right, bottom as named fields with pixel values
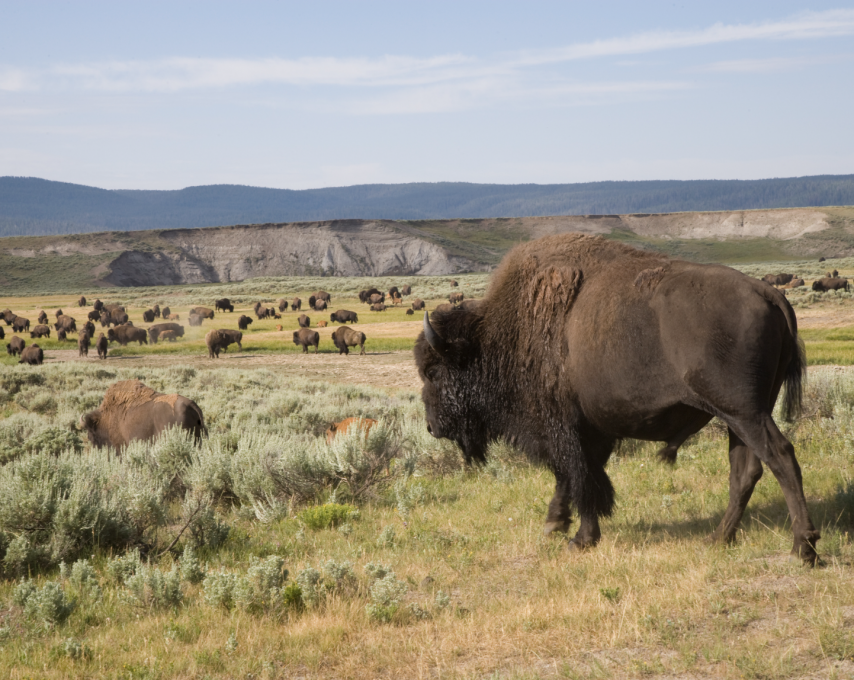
left=3, top=268, right=854, bottom=678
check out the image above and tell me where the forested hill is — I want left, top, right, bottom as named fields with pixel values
left=1, top=174, right=853, bottom=237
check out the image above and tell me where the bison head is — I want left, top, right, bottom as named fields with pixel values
left=415, top=311, right=487, bottom=465
left=79, top=410, right=106, bottom=446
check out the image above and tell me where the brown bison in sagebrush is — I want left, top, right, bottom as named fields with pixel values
left=448, top=292, right=465, bottom=305
left=215, top=298, right=234, bottom=313
left=293, top=328, right=319, bottom=354
left=416, top=233, right=819, bottom=564
left=19, top=344, right=43, bottom=365
left=326, top=417, right=377, bottom=444
left=762, top=273, right=794, bottom=286
left=331, top=326, right=366, bottom=356
left=401, top=284, right=412, bottom=296
left=812, top=277, right=849, bottom=292
left=359, top=288, right=381, bottom=303
left=30, top=324, right=50, bottom=339
left=79, top=379, right=206, bottom=449
left=313, top=290, right=332, bottom=303
left=38, top=310, right=48, bottom=324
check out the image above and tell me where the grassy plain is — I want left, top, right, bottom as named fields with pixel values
left=2, top=269, right=854, bottom=678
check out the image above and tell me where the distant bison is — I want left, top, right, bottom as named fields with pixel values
left=308, top=296, right=317, bottom=309
left=55, top=315, right=77, bottom=334
left=108, top=325, right=148, bottom=346
left=148, top=323, right=185, bottom=344
left=369, top=293, right=385, bottom=305
left=38, top=310, right=48, bottom=324
left=237, top=315, right=253, bottom=330
left=96, top=333, right=108, bottom=359
left=276, top=324, right=283, bottom=331
left=812, top=277, right=849, bottom=292
left=391, top=293, right=403, bottom=305
left=30, top=324, right=51, bottom=339
left=215, top=298, right=234, bottom=313
left=55, top=308, right=63, bottom=319
left=449, top=292, right=465, bottom=305
left=0, top=326, right=4, bottom=339
left=78, top=296, right=87, bottom=307
left=161, top=306, right=171, bottom=318
left=88, top=310, right=101, bottom=322
left=19, top=344, right=43, bottom=365
left=12, top=317, right=30, bottom=333
left=370, top=303, right=386, bottom=312
left=291, top=297, right=302, bottom=311
left=79, top=379, right=206, bottom=449
left=314, top=290, right=331, bottom=303
left=57, top=330, right=67, bottom=341
left=159, top=330, right=179, bottom=342
left=784, top=278, right=805, bottom=289
left=359, top=288, right=382, bottom=303
left=1, top=310, right=15, bottom=325
left=401, top=285, right=412, bottom=296
left=152, top=304, right=161, bottom=318
left=143, top=309, right=156, bottom=323
left=167, top=314, right=180, bottom=321
left=762, top=273, right=794, bottom=286
left=458, top=299, right=481, bottom=311
left=83, top=321, right=96, bottom=337
left=317, top=320, right=327, bottom=328
left=330, top=310, right=358, bottom=324
left=298, top=314, right=311, bottom=328
left=190, top=307, right=215, bottom=319
left=256, top=306, right=271, bottom=320
left=277, top=298, right=289, bottom=312
left=406, top=309, right=414, bottom=315
left=326, top=417, right=377, bottom=444
left=78, top=332, right=90, bottom=357
left=188, top=314, right=204, bottom=327
left=93, top=299, right=104, bottom=312
left=6, top=336, right=25, bottom=356
left=314, top=299, right=328, bottom=312
left=411, top=299, right=425, bottom=311
left=332, top=326, right=366, bottom=356
left=293, top=328, right=320, bottom=354
left=388, top=286, right=400, bottom=297
left=449, top=279, right=458, bottom=287
left=206, top=329, right=242, bottom=358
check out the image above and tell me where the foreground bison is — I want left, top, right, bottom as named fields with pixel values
left=416, top=233, right=819, bottom=564
left=79, top=380, right=206, bottom=449
left=19, top=344, right=43, bottom=365
left=78, top=332, right=90, bottom=357
left=205, top=329, right=242, bottom=358
left=12, top=317, right=30, bottom=333
left=293, top=328, right=319, bottom=353
left=332, top=326, right=366, bottom=355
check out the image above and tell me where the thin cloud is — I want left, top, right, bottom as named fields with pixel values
left=699, top=54, right=853, bottom=73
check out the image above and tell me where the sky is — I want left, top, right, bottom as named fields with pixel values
left=1, top=1, right=853, bottom=190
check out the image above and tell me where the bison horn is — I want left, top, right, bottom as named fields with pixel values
left=423, top=312, right=448, bottom=354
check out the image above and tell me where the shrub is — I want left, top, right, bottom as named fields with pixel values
left=295, top=567, right=321, bottom=607
left=297, top=503, right=357, bottom=530
left=124, top=565, right=183, bottom=609
left=377, top=525, right=396, bottom=548
left=23, top=581, right=75, bottom=627
left=106, top=549, right=141, bottom=585
left=234, top=556, right=288, bottom=614
left=203, top=571, right=240, bottom=610
left=365, top=571, right=408, bottom=623
left=180, top=545, right=205, bottom=585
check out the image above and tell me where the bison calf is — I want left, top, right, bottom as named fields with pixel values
left=293, top=328, right=319, bottom=354
left=326, top=417, right=377, bottom=444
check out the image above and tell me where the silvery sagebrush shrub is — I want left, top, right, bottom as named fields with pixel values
left=377, top=525, right=396, bottom=548
left=106, top=549, right=141, bottom=585
left=434, top=590, right=451, bottom=610
left=179, top=545, right=205, bottom=585
left=23, top=581, right=75, bottom=626
left=203, top=570, right=240, bottom=610
left=234, top=556, right=288, bottom=614
left=295, top=567, right=321, bottom=607
left=365, top=571, right=408, bottom=623
left=62, top=637, right=91, bottom=661
left=60, top=558, right=101, bottom=599
left=124, top=564, right=183, bottom=609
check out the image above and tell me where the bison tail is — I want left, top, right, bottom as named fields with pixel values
left=782, top=333, right=806, bottom=422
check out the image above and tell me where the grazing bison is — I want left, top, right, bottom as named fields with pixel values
left=784, top=278, right=805, bottom=289
left=79, top=380, right=206, bottom=449
left=96, top=333, right=108, bottom=359
left=255, top=306, right=270, bottom=320
left=30, top=325, right=51, bottom=339
left=314, top=290, right=331, bottom=303
left=298, top=314, right=311, bottom=328
left=411, top=299, right=425, bottom=311
left=833, top=269, right=839, bottom=278
left=448, top=292, right=465, bottom=305
left=406, top=309, right=414, bottom=315
left=812, top=277, right=849, bottom=292
left=293, top=328, right=320, bottom=354
left=152, top=304, right=161, bottom=319
left=55, top=315, right=77, bottom=334
left=159, top=330, right=179, bottom=342
left=237, top=315, right=253, bottom=330
left=188, top=314, right=204, bottom=327
left=359, top=288, right=382, bottom=303
left=6, top=336, right=25, bottom=356
left=292, top=297, right=302, bottom=311
left=143, top=309, right=156, bottom=323
left=369, top=293, right=385, bottom=305
left=78, top=296, right=86, bottom=307
left=38, top=310, right=48, bottom=324
left=88, top=310, right=101, bottom=322
left=326, top=417, right=377, bottom=444
left=108, top=326, right=148, bottom=346
left=12, top=316, right=30, bottom=333
left=0, top=326, right=4, bottom=339
left=161, top=306, right=171, bottom=318
left=19, top=344, right=43, bottom=365
left=370, top=303, right=386, bottom=312
left=190, top=307, right=215, bottom=320
left=93, top=299, right=104, bottom=312
left=215, top=298, right=234, bottom=313
left=416, top=233, right=819, bottom=564
left=314, top=299, right=328, bottom=312
left=148, top=323, right=184, bottom=344
left=276, top=324, right=283, bottom=331
left=99, top=311, right=110, bottom=327
left=330, top=310, right=358, bottom=324
left=1, top=310, right=15, bottom=325
left=83, top=321, right=96, bottom=337
left=401, top=284, right=412, bottom=296
left=205, top=329, right=242, bottom=358
left=332, top=326, right=366, bottom=355
left=277, top=298, right=288, bottom=312
left=762, top=273, right=794, bottom=286
left=78, top=332, right=90, bottom=357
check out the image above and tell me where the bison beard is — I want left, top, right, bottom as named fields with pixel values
left=415, top=233, right=819, bottom=564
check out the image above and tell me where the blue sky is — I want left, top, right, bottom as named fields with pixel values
left=1, top=1, right=853, bottom=190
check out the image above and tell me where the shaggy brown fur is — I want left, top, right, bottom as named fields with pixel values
left=331, top=326, right=366, bottom=355
left=293, top=328, right=319, bottom=353
left=19, top=344, right=42, bottom=365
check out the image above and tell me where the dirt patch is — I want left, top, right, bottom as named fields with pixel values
left=46, top=348, right=423, bottom=392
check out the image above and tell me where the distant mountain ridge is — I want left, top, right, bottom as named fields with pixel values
left=1, top=175, right=853, bottom=237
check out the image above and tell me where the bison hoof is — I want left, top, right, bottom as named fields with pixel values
left=567, top=538, right=596, bottom=552
left=543, top=520, right=571, bottom=536
left=792, top=532, right=822, bottom=567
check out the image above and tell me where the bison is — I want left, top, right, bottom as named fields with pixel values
left=416, top=233, right=819, bottom=564
left=6, top=336, right=25, bottom=356
left=406, top=309, right=414, bottom=315
left=326, top=417, right=377, bottom=444
left=314, top=299, right=328, bottom=312
left=1, top=309, right=15, bottom=325
left=812, top=277, right=849, bottom=292
left=148, top=323, right=184, bottom=344
left=93, top=299, right=104, bottom=312
left=293, top=328, right=319, bottom=354
left=359, top=288, right=382, bottom=303
left=78, top=296, right=87, bottom=307
left=159, top=330, right=179, bottom=342
left=448, top=292, right=465, bottom=305
left=369, top=293, right=385, bottom=305
left=370, top=303, right=386, bottom=312
left=316, top=320, right=327, bottom=328
left=762, top=273, right=794, bottom=286
left=79, top=380, right=206, bottom=449
left=55, top=308, right=63, bottom=319
left=432, top=303, right=454, bottom=314
left=388, top=286, right=400, bottom=297
left=277, top=298, right=288, bottom=312
left=152, top=304, right=161, bottom=319
left=0, top=326, right=4, bottom=339
left=298, top=314, right=311, bottom=328
left=314, top=290, right=331, bottom=303
left=401, top=284, right=412, bottom=296
left=308, top=296, right=317, bottom=309
left=237, top=315, right=253, bottom=330
left=12, top=317, right=30, bottom=333
left=87, top=310, right=101, bottom=322
left=330, top=310, right=358, bottom=324
left=215, top=298, right=234, bottom=313
left=78, top=332, right=90, bottom=357
left=411, top=299, right=425, bottom=311
left=190, top=307, right=215, bottom=320
left=391, top=293, right=403, bottom=305
left=188, top=314, right=204, bottom=327
left=30, top=324, right=50, bottom=339
left=162, top=306, right=171, bottom=318
left=784, top=278, right=805, bottom=289
left=108, top=325, right=148, bottom=346
left=292, top=298, right=302, bottom=312
left=143, top=309, right=156, bottom=323
left=458, top=299, right=481, bottom=311
left=96, top=333, right=108, bottom=359
left=205, top=329, right=242, bottom=358
left=57, top=330, right=67, bottom=342
left=19, top=344, right=43, bottom=365
left=38, top=310, right=48, bottom=324
left=55, top=315, right=77, bottom=334
left=83, top=321, right=96, bottom=337
left=449, top=279, right=458, bottom=287
left=331, top=326, right=366, bottom=356
left=167, top=314, right=180, bottom=321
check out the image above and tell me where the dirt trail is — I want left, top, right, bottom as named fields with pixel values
left=46, top=349, right=423, bottom=392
